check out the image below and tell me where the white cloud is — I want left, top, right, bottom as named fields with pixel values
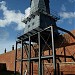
left=61, top=4, right=66, bottom=11
left=57, top=12, right=75, bottom=26
left=68, top=0, right=75, bottom=3
left=24, top=7, right=31, bottom=18
left=0, top=1, right=31, bottom=54
left=0, top=1, right=30, bottom=30
left=59, top=12, right=75, bottom=19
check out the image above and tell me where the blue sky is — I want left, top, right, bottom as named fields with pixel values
left=0, top=0, right=75, bottom=54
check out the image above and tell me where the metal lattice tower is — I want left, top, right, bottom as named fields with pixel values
left=15, top=0, right=59, bottom=75
left=14, top=0, right=74, bottom=75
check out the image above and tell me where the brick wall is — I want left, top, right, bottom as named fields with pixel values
left=0, top=30, right=75, bottom=75
left=0, top=50, right=15, bottom=71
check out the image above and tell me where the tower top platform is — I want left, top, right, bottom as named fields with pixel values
left=30, top=0, right=50, bottom=14
left=21, top=0, right=59, bottom=36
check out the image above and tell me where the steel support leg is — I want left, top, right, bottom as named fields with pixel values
left=14, top=41, right=17, bottom=75
left=42, top=50, right=44, bottom=75
left=42, top=61, right=44, bottom=75
left=28, top=36, right=31, bottom=75
left=31, top=62, right=33, bottom=75
left=51, top=26, right=56, bottom=75
left=20, top=40, right=23, bottom=75
left=38, top=32, right=42, bottom=75
left=63, top=47, right=66, bottom=62
left=57, top=63, right=60, bottom=75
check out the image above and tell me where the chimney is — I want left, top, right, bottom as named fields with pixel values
left=12, top=45, right=14, bottom=50
left=4, top=48, right=6, bottom=53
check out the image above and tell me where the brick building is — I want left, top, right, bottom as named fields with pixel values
left=0, top=30, right=75, bottom=75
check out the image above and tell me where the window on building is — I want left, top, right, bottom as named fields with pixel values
left=32, top=22, right=34, bottom=26
left=28, top=25, right=30, bottom=28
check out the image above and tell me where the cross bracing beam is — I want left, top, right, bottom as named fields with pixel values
left=14, top=25, right=75, bottom=75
